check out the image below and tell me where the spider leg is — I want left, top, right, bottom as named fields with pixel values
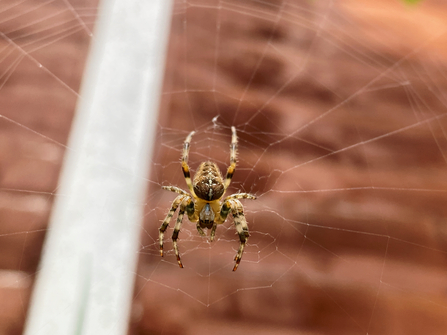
left=224, top=126, right=237, bottom=190
left=162, top=185, right=189, bottom=196
left=183, top=196, right=198, bottom=224
left=215, top=193, right=255, bottom=226
left=172, top=199, right=187, bottom=268
left=182, top=131, right=197, bottom=196
left=175, top=196, right=200, bottom=235
left=229, top=199, right=250, bottom=271
left=215, top=198, right=231, bottom=225
left=159, top=194, right=186, bottom=256
left=210, top=223, right=218, bottom=242
left=225, top=193, right=256, bottom=201
left=196, top=223, right=206, bottom=237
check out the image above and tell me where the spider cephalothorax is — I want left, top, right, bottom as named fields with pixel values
left=159, top=127, right=256, bottom=271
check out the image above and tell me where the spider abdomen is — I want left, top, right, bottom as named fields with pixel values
left=193, top=161, right=225, bottom=201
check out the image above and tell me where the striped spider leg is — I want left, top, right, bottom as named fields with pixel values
left=216, top=193, right=256, bottom=271
left=159, top=127, right=256, bottom=271
left=158, top=186, right=195, bottom=268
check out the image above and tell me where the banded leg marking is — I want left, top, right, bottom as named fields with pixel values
left=215, top=199, right=231, bottom=225
left=225, top=193, right=256, bottom=201
left=162, top=185, right=189, bottom=196
left=159, top=195, right=186, bottom=256
left=185, top=197, right=198, bottom=222
left=230, top=199, right=250, bottom=271
left=210, top=223, right=218, bottom=242
left=215, top=193, right=255, bottom=225
left=172, top=200, right=187, bottom=268
left=196, top=223, right=206, bottom=237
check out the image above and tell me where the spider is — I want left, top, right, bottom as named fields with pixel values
left=159, top=127, right=256, bottom=271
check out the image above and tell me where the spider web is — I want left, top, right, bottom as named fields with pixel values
left=1, top=0, right=447, bottom=334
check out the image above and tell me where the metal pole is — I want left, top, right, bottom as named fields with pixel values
left=23, top=0, right=173, bottom=334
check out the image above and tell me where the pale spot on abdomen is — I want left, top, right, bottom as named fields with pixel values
left=193, top=161, right=225, bottom=201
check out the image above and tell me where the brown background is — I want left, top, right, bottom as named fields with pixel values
left=1, top=0, right=447, bottom=334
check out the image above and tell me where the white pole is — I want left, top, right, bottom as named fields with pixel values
left=23, top=0, right=173, bottom=334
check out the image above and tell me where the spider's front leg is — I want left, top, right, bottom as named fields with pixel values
left=181, top=131, right=197, bottom=196
left=224, top=126, right=237, bottom=189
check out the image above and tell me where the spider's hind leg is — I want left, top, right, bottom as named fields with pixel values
left=159, top=194, right=186, bottom=257
left=228, top=199, right=250, bottom=271
left=172, top=199, right=188, bottom=268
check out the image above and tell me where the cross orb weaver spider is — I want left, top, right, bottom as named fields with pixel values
left=159, top=127, right=256, bottom=271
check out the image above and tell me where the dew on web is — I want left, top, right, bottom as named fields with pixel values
left=1, top=0, right=447, bottom=334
